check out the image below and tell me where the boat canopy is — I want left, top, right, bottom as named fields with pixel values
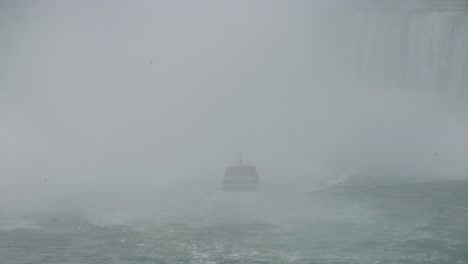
left=225, top=165, right=258, bottom=177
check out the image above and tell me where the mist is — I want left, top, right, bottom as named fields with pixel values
left=4, top=1, right=468, bottom=263
left=1, top=0, right=467, bottom=213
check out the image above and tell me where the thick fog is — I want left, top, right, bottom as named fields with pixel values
left=1, top=0, right=467, bottom=213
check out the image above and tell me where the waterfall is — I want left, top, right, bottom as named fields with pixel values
left=304, top=6, right=468, bottom=104
left=352, top=11, right=468, bottom=100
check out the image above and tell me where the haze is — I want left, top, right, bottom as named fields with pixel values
left=1, top=0, right=467, bottom=213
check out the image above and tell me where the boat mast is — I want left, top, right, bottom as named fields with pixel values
left=238, top=152, right=243, bottom=166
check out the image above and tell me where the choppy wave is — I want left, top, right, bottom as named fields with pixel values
left=1, top=180, right=468, bottom=263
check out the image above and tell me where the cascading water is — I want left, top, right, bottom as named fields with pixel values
left=353, top=11, right=467, bottom=100
left=292, top=2, right=468, bottom=175
left=303, top=2, right=468, bottom=102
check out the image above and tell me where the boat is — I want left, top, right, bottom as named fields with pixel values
left=222, top=154, right=259, bottom=190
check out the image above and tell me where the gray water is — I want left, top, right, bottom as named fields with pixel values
left=2, top=1, right=468, bottom=263
left=2, top=180, right=468, bottom=263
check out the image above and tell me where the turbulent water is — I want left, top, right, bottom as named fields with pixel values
left=1, top=180, right=468, bottom=263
